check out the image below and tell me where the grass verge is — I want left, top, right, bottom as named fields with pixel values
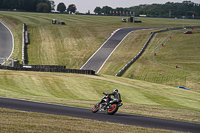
left=0, top=108, right=181, bottom=133
left=0, top=70, right=199, bottom=123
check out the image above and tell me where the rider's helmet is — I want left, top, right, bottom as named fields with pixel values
left=113, top=89, right=118, bottom=93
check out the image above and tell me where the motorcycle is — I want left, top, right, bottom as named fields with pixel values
left=92, top=92, right=123, bottom=115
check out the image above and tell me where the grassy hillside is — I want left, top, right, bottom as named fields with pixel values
left=100, top=29, right=159, bottom=74
left=112, top=29, right=200, bottom=91
left=0, top=11, right=200, bottom=129
left=0, top=70, right=200, bottom=123
left=1, top=12, right=199, bottom=91
left=0, top=11, right=134, bottom=67
left=0, top=11, right=199, bottom=68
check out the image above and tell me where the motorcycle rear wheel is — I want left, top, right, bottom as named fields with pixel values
left=107, top=103, right=118, bottom=115
left=92, top=103, right=100, bottom=113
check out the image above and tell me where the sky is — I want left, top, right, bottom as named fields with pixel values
left=53, top=0, right=200, bottom=13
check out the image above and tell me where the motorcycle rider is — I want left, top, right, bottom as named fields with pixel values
left=102, top=89, right=122, bottom=108
left=109, top=89, right=121, bottom=102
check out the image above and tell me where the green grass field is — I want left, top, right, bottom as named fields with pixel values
left=0, top=11, right=200, bottom=132
left=100, top=28, right=200, bottom=92
left=0, top=108, right=181, bottom=133
left=0, top=70, right=199, bottom=123
left=118, top=29, right=200, bottom=91
left=1, top=11, right=199, bottom=68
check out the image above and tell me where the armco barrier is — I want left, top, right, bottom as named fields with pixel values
left=22, top=23, right=29, bottom=65
left=16, top=24, right=95, bottom=75
left=116, top=26, right=200, bottom=76
left=0, top=65, right=95, bottom=75
left=21, top=65, right=66, bottom=69
left=22, top=24, right=25, bottom=65
left=115, top=32, right=155, bottom=76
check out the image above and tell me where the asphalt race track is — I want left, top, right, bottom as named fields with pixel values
left=0, top=21, right=13, bottom=64
left=0, top=97, right=200, bottom=132
left=81, top=27, right=157, bottom=73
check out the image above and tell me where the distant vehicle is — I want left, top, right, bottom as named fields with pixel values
left=122, top=18, right=126, bottom=22
left=58, top=22, right=65, bottom=25
left=177, top=86, right=190, bottom=90
left=184, top=31, right=192, bottom=34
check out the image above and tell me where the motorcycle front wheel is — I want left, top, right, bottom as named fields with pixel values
left=92, top=103, right=100, bottom=113
left=107, top=103, right=118, bottom=115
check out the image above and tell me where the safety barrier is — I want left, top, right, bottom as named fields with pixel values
left=22, top=23, right=29, bottom=65
left=21, top=65, right=66, bottom=69
left=115, top=32, right=155, bottom=76
left=15, top=24, right=95, bottom=75
left=116, top=26, right=200, bottom=76
left=0, top=65, right=95, bottom=75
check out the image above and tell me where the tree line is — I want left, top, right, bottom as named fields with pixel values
left=1, top=0, right=199, bottom=18
left=0, top=0, right=76, bottom=13
left=0, top=0, right=54, bottom=12
left=94, top=1, right=200, bottom=18
left=57, top=3, right=77, bottom=14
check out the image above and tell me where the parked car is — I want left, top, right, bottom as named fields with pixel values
left=184, top=31, right=192, bottom=34
left=122, top=18, right=126, bottom=22
left=177, top=86, right=190, bottom=90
